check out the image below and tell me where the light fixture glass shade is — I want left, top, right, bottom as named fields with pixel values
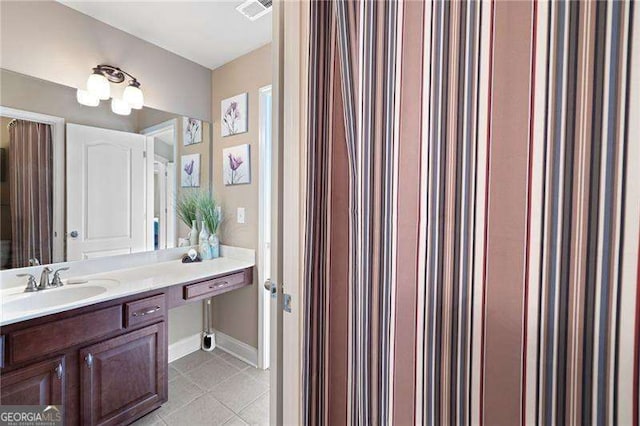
left=87, top=72, right=110, bottom=100
left=111, top=98, right=132, bottom=116
left=123, top=84, right=144, bottom=109
left=76, top=89, right=100, bottom=107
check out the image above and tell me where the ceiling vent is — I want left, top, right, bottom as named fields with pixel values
left=236, top=0, right=272, bottom=21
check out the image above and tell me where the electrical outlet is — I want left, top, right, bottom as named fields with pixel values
left=237, top=207, right=245, bottom=224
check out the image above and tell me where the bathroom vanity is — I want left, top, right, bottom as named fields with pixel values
left=0, top=259, right=253, bottom=425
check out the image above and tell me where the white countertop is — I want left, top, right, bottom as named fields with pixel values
left=0, top=256, right=254, bottom=327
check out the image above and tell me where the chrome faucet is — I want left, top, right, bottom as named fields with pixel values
left=17, top=267, right=70, bottom=292
left=39, top=267, right=53, bottom=289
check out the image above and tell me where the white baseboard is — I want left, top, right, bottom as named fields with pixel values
left=213, top=329, right=258, bottom=368
left=168, top=330, right=258, bottom=367
left=168, top=333, right=202, bottom=363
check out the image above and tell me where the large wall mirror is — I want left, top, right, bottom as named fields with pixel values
left=0, top=69, right=211, bottom=270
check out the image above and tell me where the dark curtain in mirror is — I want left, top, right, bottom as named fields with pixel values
left=8, top=119, right=53, bottom=268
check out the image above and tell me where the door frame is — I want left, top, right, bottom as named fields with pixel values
left=0, top=106, right=65, bottom=263
left=141, top=119, right=178, bottom=248
left=272, top=1, right=309, bottom=424
left=153, top=158, right=168, bottom=250
left=258, top=84, right=273, bottom=370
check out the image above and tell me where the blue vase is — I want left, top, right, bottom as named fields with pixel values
left=199, top=222, right=212, bottom=260
left=209, top=234, right=220, bottom=258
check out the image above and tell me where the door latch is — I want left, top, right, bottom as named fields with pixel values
left=263, top=279, right=277, bottom=299
left=283, top=293, right=292, bottom=313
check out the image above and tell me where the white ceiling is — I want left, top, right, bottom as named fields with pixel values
left=58, top=1, right=272, bottom=70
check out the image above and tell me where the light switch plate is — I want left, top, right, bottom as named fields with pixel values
left=237, top=207, right=245, bottom=224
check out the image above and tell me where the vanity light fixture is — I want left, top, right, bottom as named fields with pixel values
left=76, top=65, right=145, bottom=115
left=76, top=89, right=100, bottom=107
left=111, top=98, right=132, bottom=116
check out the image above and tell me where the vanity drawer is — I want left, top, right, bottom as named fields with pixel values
left=183, top=271, right=248, bottom=301
left=124, top=294, right=166, bottom=328
left=8, top=305, right=122, bottom=365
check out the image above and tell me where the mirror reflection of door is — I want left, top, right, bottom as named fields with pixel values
left=153, top=158, right=176, bottom=250
left=144, top=120, right=177, bottom=251
left=66, top=124, right=151, bottom=261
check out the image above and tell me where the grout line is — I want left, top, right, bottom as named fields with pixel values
left=157, top=378, right=208, bottom=421
left=231, top=389, right=270, bottom=417
left=161, top=352, right=269, bottom=424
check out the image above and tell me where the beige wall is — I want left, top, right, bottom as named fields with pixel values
left=0, top=1, right=212, bottom=121
left=211, top=44, right=271, bottom=348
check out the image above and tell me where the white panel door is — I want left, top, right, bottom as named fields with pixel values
left=66, top=124, right=150, bottom=260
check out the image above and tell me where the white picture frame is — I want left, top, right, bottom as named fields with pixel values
left=221, top=93, right=248, bottom=136
left=181, top=153, right=200, bottom=187
left=223, top=144, right=251, bottom=185
left=183, top=117, right=202, bottom=145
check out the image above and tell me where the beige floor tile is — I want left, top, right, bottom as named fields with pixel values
left=238, top=391, right=269, bottom=426
left=242, top=367, right=270, bottom=385
left=223, top=415, right=249, bottom=425
left=131, top=410, right=166, bottom=426
left=214, top=349, right=252, bottom=371
left=155, top=376, right=204, bottom=418
left=162, top=394, right=234, bottom=426
left=167, top=365, right=182, bottom=382
left=184, top=357, right=242, bottom=391
left=170, top=350, right=217, bottom=373
left=209, top=373, right=268, bottom=413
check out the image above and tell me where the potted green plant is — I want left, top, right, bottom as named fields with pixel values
left=176, top=191, right=199, bottom=246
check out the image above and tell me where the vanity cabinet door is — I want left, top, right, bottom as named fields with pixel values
left=80, top=322, right=167, bottom=426
left=0, top=356, right=65, bottom=406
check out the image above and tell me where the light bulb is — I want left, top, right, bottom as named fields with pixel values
left=87, top=72, right=110, bottom=100
left=123, top=83, right=144, bottom=109
left=76, top=89, right=99, bottom=107
left=111, top=98, right=132, bottom=116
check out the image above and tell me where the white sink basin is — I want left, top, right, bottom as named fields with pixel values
left=2, top=279, right=120, bottom=315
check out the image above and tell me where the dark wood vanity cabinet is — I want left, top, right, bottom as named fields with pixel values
left=0, top=356, right=65, bottom=406
left=0, top=266, right=252, bottom=425
left=80, top=323, right=166, bottom=426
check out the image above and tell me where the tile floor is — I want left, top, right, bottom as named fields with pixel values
left=133, top=348, right=269, bottom=426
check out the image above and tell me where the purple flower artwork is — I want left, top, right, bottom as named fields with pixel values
left=221, top=93, right=248, bottom=136
left=223, top=144, right=251, bottom=185
left=181, top=154, right=200, bottom=187
left=183, top=117, right=202, bottom=145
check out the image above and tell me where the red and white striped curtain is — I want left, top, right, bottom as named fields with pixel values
left=303, top=1, right=640, bottom=425
left=9, top=119, right=53, bottom=268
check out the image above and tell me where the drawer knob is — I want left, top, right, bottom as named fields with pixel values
left=132, top=306, right=161, bottom=317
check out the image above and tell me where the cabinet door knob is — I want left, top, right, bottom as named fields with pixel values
left=55, top=362, right=63, bottom=380
left=85, top=353, right=93, bottom=368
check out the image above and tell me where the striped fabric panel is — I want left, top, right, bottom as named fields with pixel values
left=303, top=1, right=640, bottom=425
left=8, top=119, right=53, bottom=268
left=304, top=1, right=403, bottom=424
left=304, top=2, right=334, bottom=425
left=524, top=1, right=638, bottom=425
left=415, top=1, right=490, bottom=425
